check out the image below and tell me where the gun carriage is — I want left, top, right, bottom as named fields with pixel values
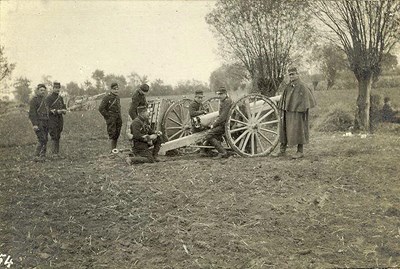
left=126, top=93, right=281, bottom=157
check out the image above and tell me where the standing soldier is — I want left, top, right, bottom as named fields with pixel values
left=28, top=84, right=50, bottom=162
left=99, top=82, right=122, bottom=152
left=128, top=105, right=162, bottom=164
left=272, top=67, right=316, bottom=159
left=129, top=83, right=149, bottom=121
left=201, top=86, right=233, bottom=159
left=189, top=90, right=208, bottom=132
left=46, top=81, right=67, bottom=157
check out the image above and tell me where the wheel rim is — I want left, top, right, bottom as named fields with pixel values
left=225, top=94, right=280, bottom=157
left=162, top=99, right=198, bottom=154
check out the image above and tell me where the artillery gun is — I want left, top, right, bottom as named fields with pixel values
left=125, top=93, right=281, bottom=157
left=67, top=92, right=107, bottom=111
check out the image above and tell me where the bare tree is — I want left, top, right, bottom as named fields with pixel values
left=311, top=0, right=400, bottom=131
left=206, top=0, right=314, bottom=96
left=0, top=45, right=16, bottom=82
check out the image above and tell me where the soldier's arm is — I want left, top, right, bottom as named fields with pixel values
left=98, top=96, right=110, bottom=119
left=129, top=97, right=140, bottom=120
left=28, top=98, right=39, bottom=126
left=213, top=99, right=232, bottom=126
left=131, top=120, right=149, bottom=142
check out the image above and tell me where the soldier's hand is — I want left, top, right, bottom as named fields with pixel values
left=149, top=134, right=158, bottom=140
left=50, top=109, right=57, bottom=114
left=33, top=125, right=39, bottom=131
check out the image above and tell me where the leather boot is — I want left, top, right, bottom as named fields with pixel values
left=271, top=143, right=287, bottom=157
left=209, top=138, right=228, bottom=159
left=110, top=139, right=118, bottom=151
left=292, top=144, right=304, bottom=159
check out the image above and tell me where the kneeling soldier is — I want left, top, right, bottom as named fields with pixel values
left=129, top=105, right=162, bottom=164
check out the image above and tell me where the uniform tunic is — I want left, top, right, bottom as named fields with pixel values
left=28, top=95, right=49, bottom=156
left=99, top=93, right=122, bottom=140
left=278, top=79, right=316, bottom=146
left=206, top=96, right=233, bottom=140
left=129, top=90, right=148, bottom=120
left=130, top=115, right=161, bottom=163
left=189, top=100, right=207, bottom=132
left=46, top=92, right=66, bottom=141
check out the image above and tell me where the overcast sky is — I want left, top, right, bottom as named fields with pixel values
left=0, top=0, right=220, bottom=87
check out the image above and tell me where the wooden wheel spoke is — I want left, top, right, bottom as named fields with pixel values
left=172, top=107, right=183, bottom=122
left=230, top=118, right=248, bottom=126
left=234, top=106, right=249, bottom=122
left=259, top=127, right=278, bottom=135
left=255, top=133, right=265, bottom=152
left=230, top=126, right=249, bottom=134
left=240, top=132, right=251, bottom=152
left=169, top=129, right=184, bottom=140
left=233, top=130, right=250, bottom=145
left=166, top=126, right=182, bottom=130
left=259, top=119, right=279, bottom=126
left=258, top=130, right=274, bottom=145
left=167, top=117, right=183, bottom=126
left=251, top=133, right=255, bottom=155
left=257, top=109, right=274, bottom=122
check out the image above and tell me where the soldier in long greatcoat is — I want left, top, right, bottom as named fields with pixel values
left=273, top=67, right=316, bottom=159
left=28, top=84, right=50, bottom=162
left=46, top=81, right=67, bottom=156
left=99, top=82, right=122, bottom=151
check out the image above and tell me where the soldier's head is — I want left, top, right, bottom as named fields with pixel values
left=137, top=105, right=149, bottom=119
left=53, top=81, right=61, bottom=93
left=110, top=82, right=119, bottom=95
left=139, top=83, right=150, bottom=95
left=288, top=67, right=299, bottom=82
left=36, top=84, right=47, bottom=97
left=216, top=86, right=227, bottom=100
left=194, top=90, right=204, bottom=102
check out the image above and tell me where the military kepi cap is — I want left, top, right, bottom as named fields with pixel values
left=137, top=105, right=148, bottom=114
left=111, top=82, right=119, bottom=89
left=53, top=81, right=61, bottom=88
left=140, top=84, right=149, bottom=92
left=216, top=86, right=227, bottom=94
left=195, top=90, right=204, bottom=96
left=288, top=67, right=298, bottom=74
left=37, top=84, right=47, bottom=89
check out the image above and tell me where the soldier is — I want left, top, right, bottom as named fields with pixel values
left=201, top=86, right=233, bottom=159
left=189, top=90, right=208, bottom=132
left=272, top=67, right=316, bottom=159
left=128, top=105, right=162, bottom=164
left=129, top=83, right=149, bottom=121
left=382, top=97, right=400, bottom=123
left=99, top=82, right=122, bottom=152
left=28, top=84, right=49, bottom=162
left=46, top=81, right=67, bottom=157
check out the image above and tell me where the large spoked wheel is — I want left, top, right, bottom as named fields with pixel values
left=225, top=94, right=280, bottom=157
left=203, top=96, right=220, bottom=113
left=161, top=99, right=198, bottom=154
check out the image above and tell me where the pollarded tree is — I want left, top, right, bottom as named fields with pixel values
left=209, top=63, right=248, bottom=92
left=311, top=0, right=400, bottom=131
left=206, top=0, right=314, bottom=96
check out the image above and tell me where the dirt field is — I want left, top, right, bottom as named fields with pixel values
left=1, top=128, right=400, bottom=268
left=1, top=89, right=400, bottom=268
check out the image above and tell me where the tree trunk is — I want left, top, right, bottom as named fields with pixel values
left=354, top=76, right=372, bottom=132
